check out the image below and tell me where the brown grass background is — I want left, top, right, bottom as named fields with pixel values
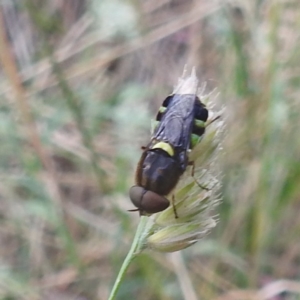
left=0, top=0, right=300, bottom=299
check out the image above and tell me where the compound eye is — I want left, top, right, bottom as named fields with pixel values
left=129, top=186, right=145, bottom=209
left=129, top=186, right=170, bottom=214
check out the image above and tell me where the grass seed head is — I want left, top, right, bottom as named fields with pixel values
left=144, top=68, right=223, bottom=252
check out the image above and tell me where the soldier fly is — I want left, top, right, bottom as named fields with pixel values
left=129, top=71, right=209, bottom=216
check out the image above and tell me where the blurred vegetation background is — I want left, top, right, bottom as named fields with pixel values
left=0, top=0, right=300, bottom=299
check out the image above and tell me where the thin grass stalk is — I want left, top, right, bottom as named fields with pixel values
left=108, top=216, right=150, bottom=300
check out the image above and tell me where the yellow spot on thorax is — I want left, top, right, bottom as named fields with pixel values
left=152, top=142, right=174, bottom=157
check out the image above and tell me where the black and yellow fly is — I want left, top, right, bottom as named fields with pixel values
left=129, top=74, right=209, bottom=216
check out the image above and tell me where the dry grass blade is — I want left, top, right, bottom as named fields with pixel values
left=0, top=9, right=62, bottom=209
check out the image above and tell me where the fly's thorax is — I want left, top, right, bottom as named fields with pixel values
left=177, top=149, right=189, bottom=172
left=135, top=141, right=183, bottom=196
left=152, top=141, right=174, bottom=156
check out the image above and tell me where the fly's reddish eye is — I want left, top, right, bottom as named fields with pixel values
left=129, top=186, right=170, bottom=214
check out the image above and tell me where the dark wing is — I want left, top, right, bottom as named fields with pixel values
left=153, top=94, right=196, bottom=150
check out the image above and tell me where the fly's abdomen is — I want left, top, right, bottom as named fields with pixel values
left=190, top=100, right=208, bottom=148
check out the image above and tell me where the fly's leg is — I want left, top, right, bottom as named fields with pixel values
left=171, top=195, right=179, bottom=219
left=206, top=115, right=221, bottom=127
left=188, top=161, right=210, bottom=191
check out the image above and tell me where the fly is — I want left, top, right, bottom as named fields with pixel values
left=129, top=70, right=209, bottom=216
